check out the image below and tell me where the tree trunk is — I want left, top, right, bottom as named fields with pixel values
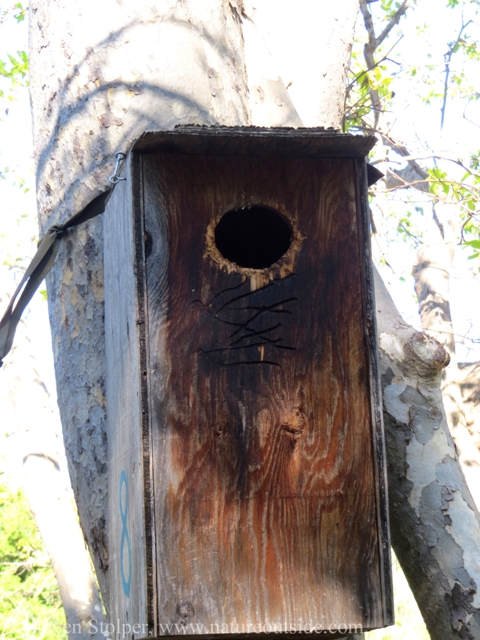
left=458, top=362, right=480, bottom=451
left=29, top=0, right=250, bottom=600
left=413, top=204, right=480, bottom=508
left=374, top=269, right=480, bottom=638
left=27, top=0, right=480, bottom=637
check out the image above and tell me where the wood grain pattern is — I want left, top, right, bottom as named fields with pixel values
left=105, top=155, right=151, bottom=637
left=142, top=152, right=391, bottom=635
left=354, top=158, right=393, bottom=625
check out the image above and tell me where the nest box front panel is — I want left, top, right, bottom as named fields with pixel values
left=143, top=153, right=386, bottom=632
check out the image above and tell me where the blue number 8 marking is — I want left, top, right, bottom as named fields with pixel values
left=119, top=470, right=132, bottom=597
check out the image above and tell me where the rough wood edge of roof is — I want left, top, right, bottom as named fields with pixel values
left=132, top=126, right=377, bottom=157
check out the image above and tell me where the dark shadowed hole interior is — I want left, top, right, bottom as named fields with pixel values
left=214, top=206, right=293, bottom=269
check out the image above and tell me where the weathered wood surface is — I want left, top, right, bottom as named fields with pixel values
left=133, top=126, right=377, bottom=157
left=142, top=153, right=391, bottom=634
left=105, top=155, right=152, bottom=636
left=354, top=159, right=393, bottom=620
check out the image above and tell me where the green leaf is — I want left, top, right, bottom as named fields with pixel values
left=0, top=483, right=67, bottom=639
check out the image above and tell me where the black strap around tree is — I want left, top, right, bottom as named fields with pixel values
left=0, top=186, right=115, bottom=368
left=0, top=156, right=382, bottom=369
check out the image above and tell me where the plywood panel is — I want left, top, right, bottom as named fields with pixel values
left=143, top=154, right=390, bottom=635
left=105, top=155, right=153, bottom=637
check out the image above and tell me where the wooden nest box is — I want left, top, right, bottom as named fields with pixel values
left=105, top=126, right=393, bottom=639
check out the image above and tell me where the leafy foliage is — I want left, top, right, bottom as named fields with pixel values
left=0, top=3, right=28, bottom=101
left=0, top=50, right=28, bottom=83
left=427, top=163, right=480, bottom=241
left=0, top=2, right=27, bottom=23
left=346, top=0, right=480, bottom=262
left=464, top=238, right=480, bottom=260
left=0, top=482, right=66, bottom=639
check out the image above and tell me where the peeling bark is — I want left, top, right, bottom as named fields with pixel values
left=413, top=204, right=480, bottom=508
left=375, top=268, right=480, bottom=639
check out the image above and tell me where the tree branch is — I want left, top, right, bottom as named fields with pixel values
left=382, top=177, right=480, bottom=195
left=346, top=36, right=403, bottom=91
left=380, top=132, right=429, bottom=180
left=384, top=153, right=480, bottom=179
left=359, top=0, right=381, bottom=127
left=374, top=267, right=480, bottom=638
left=358, top=0, right=411, bottom=128
left=376, top=0, right=411, bottom=49
left=357, top=125, right=431, bottom=183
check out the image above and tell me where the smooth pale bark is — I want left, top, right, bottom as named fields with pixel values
left=413, top=205, right=480, bottom=508
left=0, top=304, right=106, bottom=639
left=241, top=0, right=359, bottom=128
left=27, top=0, right=480, bottom=637
left=459, top=362, right=480, bottom=450
left=29, top=0, right=250, bottom=600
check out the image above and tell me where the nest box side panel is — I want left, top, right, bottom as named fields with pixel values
left=105, top=155, right=152, bottom=635
left=354, top=157, right=393, bottom=627
left=143, top=153, right=386, bottom=633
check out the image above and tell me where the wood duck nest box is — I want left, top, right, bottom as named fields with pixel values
left=105, top=127, right=393, bottom=639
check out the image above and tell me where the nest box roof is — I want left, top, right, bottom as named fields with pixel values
left=133, top=126, right=377, bottom=159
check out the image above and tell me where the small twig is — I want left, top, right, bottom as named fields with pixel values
left=376, top=0, right=411, bottom=48
left=441, top=18, right=472, bottom=130
left=383, top=176, right=430, bottom=192
left=386, top=154, right=480, bottom=179
left=358, top=0, right=410, bottom=129
left=459, top=212, right=479, bottom=243
left=408, top=324, right=480, bottom=346
left=351, top=124, right=480, bottom=196
left=463, top=107, right=480, bottom=129
left=346, top=36, right=403, bottom=91
left=398, top=222, right=422, bottom=245
left=359, top=0, right=382, bottom=128
left=382, top=177, right=480, bottom=195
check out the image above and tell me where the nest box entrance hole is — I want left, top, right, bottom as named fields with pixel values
left=214, top=205, right=293, bottom=269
